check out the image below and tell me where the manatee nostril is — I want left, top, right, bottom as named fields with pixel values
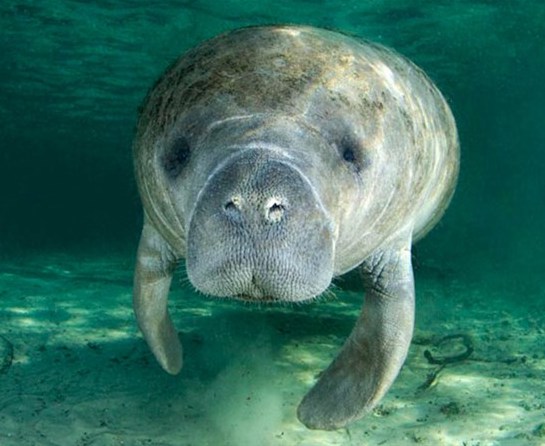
left=224, top=201, right=237, bottom=211
left=224, top=195, right=242, bottom=214
left=265, top=198, right=286, bottom=223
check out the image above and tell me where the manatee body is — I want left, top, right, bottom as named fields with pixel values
left=132, top=25, right=459, bottom=430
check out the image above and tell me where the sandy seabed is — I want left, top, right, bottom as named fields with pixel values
left=0, top=252, right=543, bottom=446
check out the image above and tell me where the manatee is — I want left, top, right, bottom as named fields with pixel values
left=132, top=25, right=459, bottom=430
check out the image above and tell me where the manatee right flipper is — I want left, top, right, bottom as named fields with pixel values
left=297, top=234, right=415, bottom=430
left=134, top=218, right=182, bottom=374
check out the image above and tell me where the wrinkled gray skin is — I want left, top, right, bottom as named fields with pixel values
left=133, top=25, right=459, bottom=430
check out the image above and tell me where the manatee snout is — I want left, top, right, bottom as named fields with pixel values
left=186, top=149, right=334, bottom=302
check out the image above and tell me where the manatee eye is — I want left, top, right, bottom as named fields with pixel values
left=163, top=137, right=190, bottom=179
left=339, top=137, right=361, bottom=171
left=342, top=147, right=356, bottom=163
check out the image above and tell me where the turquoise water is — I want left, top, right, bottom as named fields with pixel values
left=1, top=1, right=544, bottom=445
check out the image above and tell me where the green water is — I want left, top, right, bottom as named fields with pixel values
left=1, top=1, right=544, bottom=445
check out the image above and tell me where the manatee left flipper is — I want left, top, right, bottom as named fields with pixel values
left=297, top=234, right=414, bottom=430
left=133, top=218, right=182, bottom=374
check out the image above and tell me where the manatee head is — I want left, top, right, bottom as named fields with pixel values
left=149, top=109, right=355, bottom=303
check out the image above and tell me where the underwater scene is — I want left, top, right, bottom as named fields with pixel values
left=1, top=1, right=544, bottom=445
